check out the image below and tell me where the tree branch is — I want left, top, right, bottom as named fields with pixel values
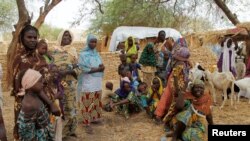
left=7, top=0, right=31, bottom=88
left=214, top=0, right=240, bottom=25
left=94, top=0, right=104, bottom=14
left=34, top=0, right=62, bottom=28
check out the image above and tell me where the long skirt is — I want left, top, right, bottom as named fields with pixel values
left=80, top=91, right=102, bottom=125
left=62, top=86, right=77, bottom=137
left=154, top=74, right=173, bottom=118
left=17, top=104, right=55, bottom=141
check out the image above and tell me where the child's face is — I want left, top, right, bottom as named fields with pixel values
left=126, top=71, right=132, bottom=78
left=124, top=83, right=131, bottom=92
left=192, top=84, right=205, bottom=98
left=138, top=84, right=147, bottom=93
left=120, top=56, right=127, bottom=63
left=131, top=55, right=137, bottom=63
left=31, top=78, right=44, bottom=93
left=37, top=43, right=48, bottom=55
left=152, top=78, right=160, bottom=90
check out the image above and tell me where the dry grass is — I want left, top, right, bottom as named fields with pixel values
left=2, top=83, right=250, bottom=141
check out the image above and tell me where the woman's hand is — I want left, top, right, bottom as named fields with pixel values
left=54, top=92, right=63, bottom=100
left=99, top=64, right=105, bottom=72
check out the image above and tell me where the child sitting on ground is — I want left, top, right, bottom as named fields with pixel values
left=102, top=81, right=115, bottom=112
left=137, top=82, right=150, bottom=114
left=17, top=69, right=55, bottom=141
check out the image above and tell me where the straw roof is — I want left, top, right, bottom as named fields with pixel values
left=185, top=22, right=250, bottom=46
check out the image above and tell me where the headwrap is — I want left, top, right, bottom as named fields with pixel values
left=149, top=77, right=163, bottom=96
left=57, top=30, right=74, bottom=46
left=139, top=43, right=157, bottom=66
left=18, top=69, right=42, bottom=96
left=172, top=46, right=190, bottom=61
left=222, top=38, right=236, bottom=73
left=185, top=78, right=212, bottom=116
left=173, top=38, right=188, bottom=48
left=77, top=34, right=103, bottom=99
left=55, top=30, right=78, bottom=59
left=125, top=36, right=138, bottom=63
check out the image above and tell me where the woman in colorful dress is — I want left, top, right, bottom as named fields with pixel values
left=78, top=34, right=104, bottom=134
left=172, top=79, right=213, bottom=141
left=12, top=25, right=60, bottom=140
left=52, top=30, right=79, bottom=138
left=139, top=43, right=157, bottom=87
left=154, top=38, right=190, bottom=122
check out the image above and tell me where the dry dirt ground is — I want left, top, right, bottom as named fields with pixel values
left=2, top=87, right=250, bottom=141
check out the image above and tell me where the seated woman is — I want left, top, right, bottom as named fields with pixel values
left=147, top=77, right=163, bottom=118
left=111, top=77, right=143, bottom=119
left=171, top=79, right=213, bottom=141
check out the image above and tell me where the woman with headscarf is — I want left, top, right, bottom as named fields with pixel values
left=110, top=77, right=142, bottom=119
left=154, top=39, right=191, bottom=126
left=217, top=37, right=237, bottom=76
left=77, top=34, right=104, bottom=134
left=11, top=25, right=60, bottom=140
left=172, top=79, right=213, bottom=141
left=51, top=30, right=79, bottom=139
left=125, top=36, right=138, bottom=63
left=139, top=43, right=157, bottom=87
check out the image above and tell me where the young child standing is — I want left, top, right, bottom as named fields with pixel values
left=130, top=54, right=141, bottom=84
left=17, top=69, right=55, bottom=141
left=118, top=54, right=131, bottom=78
left=102, top=81, right=115, bottom=112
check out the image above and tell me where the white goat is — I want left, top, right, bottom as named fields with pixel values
left=235, top=78, right=250, bottom=103
left=189, top=63, right=236, bottom=109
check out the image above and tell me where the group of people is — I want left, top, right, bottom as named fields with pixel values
left=101, top=31, right=214, bottom=141
left=2, top=24, right=248, bottom=141
left=2, top=24, right=105, bottom=140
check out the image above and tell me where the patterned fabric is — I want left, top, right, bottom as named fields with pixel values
left=125, top=36, right=138, bottom=63
left=139, top=43, right=156, bottom=67
left=17, top=104, right=55, bottom=141
left=62, top=86, right=77, bottom=137
left=80, top=91, right=102, bottom=124
left=176, top=104, right=207, bottom=141
left=112, top=92, right=142, bottom=119
left=12, top=49, right=47, bottom=139
left=163, top=63, right=189, bottom=124
left=52, top=30, right=78, bottom=137
left=141, top=67, right=156, bottom=89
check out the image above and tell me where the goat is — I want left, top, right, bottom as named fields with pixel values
left=234, top=78, right=250, bottom=103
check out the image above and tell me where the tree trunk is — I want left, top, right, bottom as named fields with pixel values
left=6, top=0, right=62, bottom=89
left=214, top=0, right=240, bottom=25
left=6, top=0, right=30, bottom=89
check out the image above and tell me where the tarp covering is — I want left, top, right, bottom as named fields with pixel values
left=109, top=26, right=182, bottom=51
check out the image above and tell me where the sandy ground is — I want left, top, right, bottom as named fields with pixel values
left=2, top=88, right=250, bottom=141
